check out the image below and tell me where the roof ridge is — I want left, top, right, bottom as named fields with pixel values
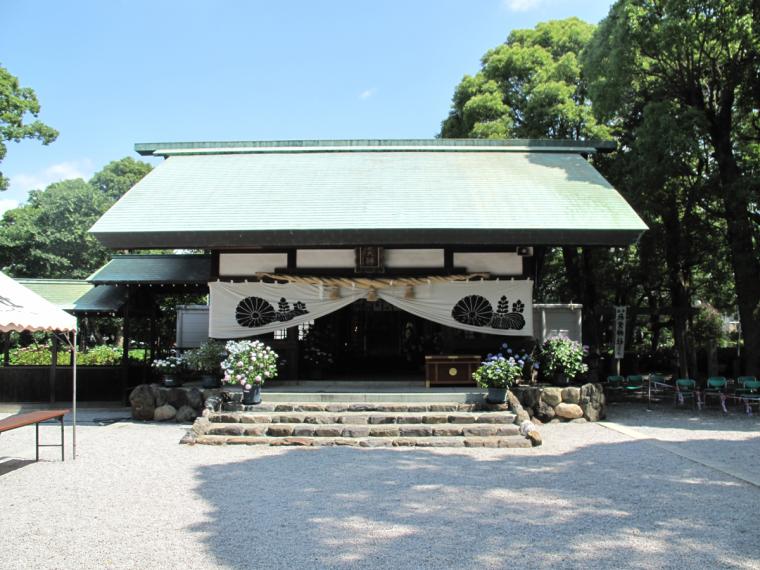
left=136, top=139, right=615, bottom=157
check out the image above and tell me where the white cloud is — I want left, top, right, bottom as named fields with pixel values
left=359, top=88, right=377, bottom=100
left=0, top=198, right=19, bottom=216
left=8, top=159, right=95, bottom=197
left=504, top=0, right=543, bottom=11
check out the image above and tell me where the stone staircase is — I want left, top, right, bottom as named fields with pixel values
left=183, top=402, right=535, bottom=448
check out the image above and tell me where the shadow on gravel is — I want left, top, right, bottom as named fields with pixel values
left=0, top=457, right=35, bottom=476
left=190, top=437, right=760, bottom=569
left=607, top=401, right=760, bottom=432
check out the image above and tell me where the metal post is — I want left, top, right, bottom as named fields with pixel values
left=50, top=335, right=59, bottom=403
left=60, top=416, right=64, bottom=461
left=35, top=422, right=39, bottom=462
left=72, top=331, right=77, bottom=460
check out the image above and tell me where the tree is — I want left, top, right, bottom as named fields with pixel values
left=90, top=157, right=153, bottom=201
left=0, top=64, right=58, bottom=191
left=441, top=18, right=609, bottom=140
left=0, top=179, right=112, bottom=277
left=440, top=18, right=615, bottom=358
left=583, top=0, right=760, bottom=374
left=0, top=157, right=152, bottom=278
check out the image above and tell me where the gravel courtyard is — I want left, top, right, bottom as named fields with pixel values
left=1, top=403, right=758, bottom=570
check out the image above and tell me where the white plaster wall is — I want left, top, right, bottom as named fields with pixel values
left=219, top=253, right=288, bottom=275
left=453, top=252, right=523, bottom=275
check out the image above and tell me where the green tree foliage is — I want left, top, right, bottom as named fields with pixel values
left=441, top=18, right=609, bottom=140
left=0, top=64, right=58, bottom=190
left=0, top=179, right=112, bottom=277
left=0, top=157, right=152, bottom=278
left=583, top=0, right=760, bottom=374
left=90, top=157, right=152, bottom=201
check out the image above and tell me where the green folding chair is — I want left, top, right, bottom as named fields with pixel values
left=624, top=375, right=645, bottom=397
left=606, top=375, right=625, bottom=401
left=703, top=376, right=727, bottom=411
left=675, top=378, right=699, bottom=408
left=736, top=379, right=760, bottom=415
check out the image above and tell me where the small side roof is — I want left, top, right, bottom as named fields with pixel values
left=16, top=279, right=128, bottom=315
left=88, top=254, right=212, bottom=285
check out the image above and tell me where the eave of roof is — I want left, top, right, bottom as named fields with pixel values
left=87, top=254, right=212, bottom=284
left=135, top=138, right=616, bottom=157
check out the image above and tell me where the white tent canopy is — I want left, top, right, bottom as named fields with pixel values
left=0, top=271, right=78, bottom=458
left=0, top=272, right=77, bottom=333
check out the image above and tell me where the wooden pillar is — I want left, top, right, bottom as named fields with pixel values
left=2, top=332, right=10, bottom=367
left=50, top=335, right=59, bottom=403
left=122, top=289, right=131, bottom=403
left=287, top=325, right=299, bottom=380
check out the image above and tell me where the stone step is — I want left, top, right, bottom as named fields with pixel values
left=204, top=422, right=521, bottom=438
left=206, top=411, right=517, bottom=425
left=188, top=434, right=532, bottom=448
left=219, top=401, right=508, bottom=413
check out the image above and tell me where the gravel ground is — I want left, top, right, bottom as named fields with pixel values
left=0, top=404, right=758, bottom=570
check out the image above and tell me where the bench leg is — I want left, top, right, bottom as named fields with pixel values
left=60, top=416, right=64, bottom=461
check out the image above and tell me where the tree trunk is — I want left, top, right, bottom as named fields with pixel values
left=661, top=192, right=692, bottom=379
left=712, top=127, right=760, bottom=375
left=562, top=246, right=601, bottom=349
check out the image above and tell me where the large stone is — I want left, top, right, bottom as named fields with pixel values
left=580, top=383, right=607, bottom=421
left=561, top=387, right=581, bottom=404
left=168, top=388, right=189, bottom=410
left=130, top=385, right=156, bottom=420
left=267, top=425, right=294, bottom=437
left=154, top=404, right=177, bottom=422
left=555, top=403, right=584, bottom=420
left=507, top=391, right=524, bottom=414
left=527, top=431, right=542, bottom=447
left=151, top=385, right=168, bottom=407
left=515, top=386, right=541, bottom=409
left=515, top=410, right=530, bottom=424
left=432, top=425, right=463, bottom=437
left=541, top=387, right=562, bottom=407
left=175, top=405, right=198, bottom=423
left=186, top=388, right=203, bottom=410
left=534, top=400, right=556, bottom=422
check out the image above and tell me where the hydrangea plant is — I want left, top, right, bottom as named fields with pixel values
left=151, top=355, right=185, bottom=375
left=538, top=336, right=588, bottom=380
left=472, top=348, right=527, bottom=389
left=221, top=340, right=278, bottom=390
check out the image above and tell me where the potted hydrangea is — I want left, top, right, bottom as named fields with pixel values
left=472, top=352, right=525, bottom=404
left=151, top=354, right=185, bottom=387
left=185, top=341, right=226, bottom=388
left=538, top=336, right=588, bottom=385
left=221, top=340, right=279, bottom=405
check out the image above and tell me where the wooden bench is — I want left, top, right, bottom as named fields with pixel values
left=0, top=409, right=69, bottom=461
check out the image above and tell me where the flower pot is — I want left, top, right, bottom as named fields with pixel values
left=486, top=387, right=508, bottom=404
left=242, top=384, right=262, bottom=405
left=554, top=372, right=569, bottom=386
left=162, top=374, right=180, bottom=387
left=200, top=374, right=220, bottom=389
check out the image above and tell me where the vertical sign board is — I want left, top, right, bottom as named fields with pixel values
left=614, top=306, right=627, bottom=360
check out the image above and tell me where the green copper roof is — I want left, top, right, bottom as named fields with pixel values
left=16, top=280, right=94, bottom=311
left=15, top=279, right=126, bottom=314
left=88, top=255, right=212, bottom=284
left=73, top=285, right=128, bottom=314
left=91, top=140, right=647, bottom=249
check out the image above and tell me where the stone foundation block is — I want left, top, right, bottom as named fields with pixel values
left=342, top=426, right=371, bottom=437
left=399, top=426, right=433, bottom=437
left=313, top=426, right=342, bottom=437
left=369, top=426, right=400, bottom=437
left=463, top=425, right=498, bottom=437
left=555, top=403, right=584, bottom=420
left=432, top=426, right=463, bottom=436
left=267, top=425, right=295, bottom=437
left=541, top=387, right=562, bottom=407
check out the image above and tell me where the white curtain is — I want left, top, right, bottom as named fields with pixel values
left=209, top=279, right=532, bottom=338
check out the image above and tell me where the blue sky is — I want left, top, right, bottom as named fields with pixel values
left=1, top=0, right=614, bottom=213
